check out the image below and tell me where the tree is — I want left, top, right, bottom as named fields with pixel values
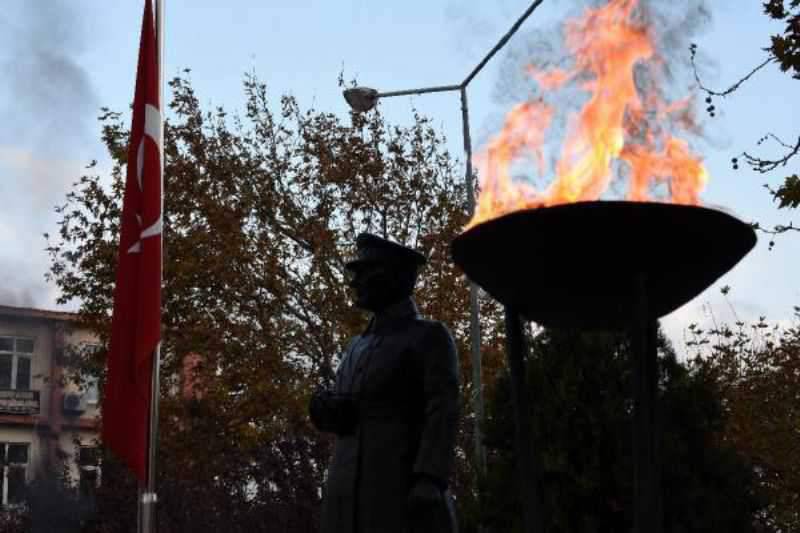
left=692, top=1, right=799, bottom=241
left=687, top=305, right=800, bottom=532
left=45, top=71, right=507, bottom=531
left=687, top=3, right=800, bottom=527
left=475, top=327, right=767, bottom=533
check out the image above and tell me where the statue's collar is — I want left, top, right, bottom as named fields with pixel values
left=366, top=297, right=419, bottom=334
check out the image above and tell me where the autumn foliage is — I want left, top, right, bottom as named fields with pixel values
left=686, top=308, right=800, bottom=532
left=45, top=72, right=506, bottom=531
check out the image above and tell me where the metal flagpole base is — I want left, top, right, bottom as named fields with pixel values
left=139, top=342, right=162, bottom=533
left=139, top=489, right=158, bottom=532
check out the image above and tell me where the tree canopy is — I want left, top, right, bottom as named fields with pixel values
left=687, top=304, right=800, bottom=533
left=476, top=327, right=767, bottom=533
left=43, top=72, right=508, bottom=531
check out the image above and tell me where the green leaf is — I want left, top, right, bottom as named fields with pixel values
left=774, top=174, right=800, bottom=209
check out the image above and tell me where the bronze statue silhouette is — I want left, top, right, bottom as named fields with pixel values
left=310, top=233, right=460, bottom=533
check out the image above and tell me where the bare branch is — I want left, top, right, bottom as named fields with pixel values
left=753, top=221, right=800, bottom=235
left=742, top=136, right=800, bottom=173
left=690, top=46, right=776, bottom=97
left=762, top=132, right=797, bottom=151
left=750, top=220, right=800, bottom=250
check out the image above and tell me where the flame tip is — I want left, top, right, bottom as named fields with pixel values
left=467, top=0, right=709, bottom=230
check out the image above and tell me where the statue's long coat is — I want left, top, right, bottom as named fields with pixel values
left=319, top=298, right=459, bottom=533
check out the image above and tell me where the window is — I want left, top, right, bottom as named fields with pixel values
left=78, top=343, right=102, bottom=406
left=77, top=446, right=100, bottom=500
left=0, top=337, right=34, bottom=391
left=77, top=446, right=99, bottom=468
left=1, top=443, right=29, bottom=506
left=82, top=377, right=99, bottom=406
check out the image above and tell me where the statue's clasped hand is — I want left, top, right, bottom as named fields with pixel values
left=407, top=476, right=443, bottom=517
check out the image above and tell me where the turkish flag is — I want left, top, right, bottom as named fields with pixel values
left=102, top=0, right=162, bottom=483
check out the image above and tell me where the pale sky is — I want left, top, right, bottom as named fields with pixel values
left=0, top=1, right=797, bottom=355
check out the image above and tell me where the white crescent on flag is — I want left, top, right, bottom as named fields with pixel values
left=128, top=103, right=163, bottom=255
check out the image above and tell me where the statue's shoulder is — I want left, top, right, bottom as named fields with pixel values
left=412, top=316, right=449, bottom=330
left=414, top=315, right=449, bottom=331
left=412, top=317, right=456, bottom=345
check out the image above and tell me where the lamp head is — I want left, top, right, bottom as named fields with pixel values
left=343, top=87, right=379, bottom=112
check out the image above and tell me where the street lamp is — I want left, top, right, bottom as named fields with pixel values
left=342, top=87, right=379, bottom=113
left=343, top=2, right=546, bottom=531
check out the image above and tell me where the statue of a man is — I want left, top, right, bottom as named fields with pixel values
left=309, top=233, right=460, bottom=533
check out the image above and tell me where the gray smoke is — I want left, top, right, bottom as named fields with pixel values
left=0, top=286, right=38, bottom=309
left=492, top=0, right=713, bottom=106
left=0, top=1, right=98, bottom=155
left=0, top=1, right=98, bottom=309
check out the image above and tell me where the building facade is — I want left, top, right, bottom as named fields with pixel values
left=0, top=305, right=99, bottom=506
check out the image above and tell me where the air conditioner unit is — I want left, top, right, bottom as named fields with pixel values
left=63, top=393, right=87, bottom=415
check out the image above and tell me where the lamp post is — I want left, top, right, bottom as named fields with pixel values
left=343, top=0, right=546, bottom=515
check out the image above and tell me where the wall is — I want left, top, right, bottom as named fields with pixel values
left=0, top=308, right=99, bottom=492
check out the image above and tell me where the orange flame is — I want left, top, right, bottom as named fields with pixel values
left=468, top=0, right=708, bottom=229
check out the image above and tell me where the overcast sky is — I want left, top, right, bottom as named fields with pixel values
left=0, top=0, right=797, bottom=354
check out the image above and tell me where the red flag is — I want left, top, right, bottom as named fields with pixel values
left=102, top=0, right=162, bottom=483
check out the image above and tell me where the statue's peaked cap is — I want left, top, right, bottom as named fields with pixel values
left=345, top=233, right=427, bottom=270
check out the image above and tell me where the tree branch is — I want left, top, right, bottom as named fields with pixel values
left=749, top=221, right=800, bottom=250
left=762, top=132, right=797, bottom=151
left=690, top=46, right=776, bottom=98
left=742, top=135, right=800, bottom=173
left=753, top=221, right=800, bottom=235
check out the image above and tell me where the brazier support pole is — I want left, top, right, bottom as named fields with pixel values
left=631, top=273, right=662, bottom=533
left=504, top=306, right=542, bottom=533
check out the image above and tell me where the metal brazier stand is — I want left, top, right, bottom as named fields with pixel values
left=452, top=201, right=756, bottom=533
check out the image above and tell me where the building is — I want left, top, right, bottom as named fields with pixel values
left=0, top=304, right=100, bottom=506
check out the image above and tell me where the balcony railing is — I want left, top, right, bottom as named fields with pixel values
left=0, top=389, right=39, bottom=415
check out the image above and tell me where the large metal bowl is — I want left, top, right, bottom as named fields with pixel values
left=451, top=201, right=756, bottom=330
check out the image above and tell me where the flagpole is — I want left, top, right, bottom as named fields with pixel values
left=140, top=1, right=164, bottom=532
